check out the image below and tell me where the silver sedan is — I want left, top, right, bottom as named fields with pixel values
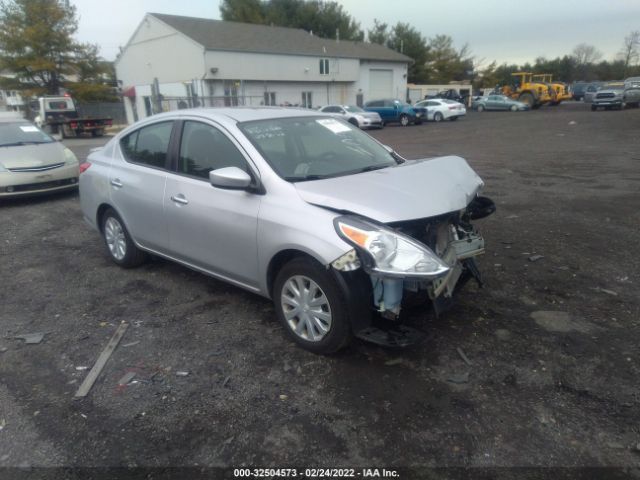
left=80, top=108, right=493, bottom=353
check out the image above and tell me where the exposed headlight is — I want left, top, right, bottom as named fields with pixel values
left=334, top=216, right=450, bottom=279
left=64, top=148, right=78, bottom=164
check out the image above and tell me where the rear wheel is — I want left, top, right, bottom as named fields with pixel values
left=399, top=114, right=409, bottom=126
left=101, top=209, right=147, bottom=268
left=433, top=112, right=443, bottom=122
left=510, top=105, right=518, bottom=112
left=273, top=257, right=351, bottom=354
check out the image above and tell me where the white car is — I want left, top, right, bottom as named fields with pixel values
left=318, top=105, right=383, bottom=129
left=415, top=99, right=466, bottom=122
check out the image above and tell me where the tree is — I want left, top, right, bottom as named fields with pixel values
left=0, top=0, right=111, bottom=100
left=367, top=19, right=388, bottom=45
left=220, top=0, right=364, bottom=40
left=572, top=43, right=603, bottom=66
left=426, top=34, right=474, bottom=83
left=619, top=31, right=640, bottom=77
left=65, top=43, right=117, bottom=102
left=0, top=0, right=78, bottom=95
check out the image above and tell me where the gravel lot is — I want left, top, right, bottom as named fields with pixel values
left=1, top=103, right=639, bottom=476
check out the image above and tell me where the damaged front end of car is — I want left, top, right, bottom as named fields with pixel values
left=330, top=195, right=495, bottom=347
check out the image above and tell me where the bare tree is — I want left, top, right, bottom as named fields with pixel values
left=619, top=31, right=640, bottom=76
left=572, top=43, right=603, bottom=65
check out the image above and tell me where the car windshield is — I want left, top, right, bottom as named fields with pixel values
left=0, top=122, right=55, bottom=147
left=344, top=106, right=364, bottom=113
left=239, top=116, right=398, bottom=182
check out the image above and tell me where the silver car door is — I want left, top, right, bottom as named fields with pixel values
left=110, top=120, right=173, bottom=252
left=164, top=120, right=261, bottom=289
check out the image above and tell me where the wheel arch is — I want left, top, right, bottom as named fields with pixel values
left=266, top=249, right=323, bottom=299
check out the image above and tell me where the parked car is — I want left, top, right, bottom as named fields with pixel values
left=427, top=89, right=468, bottom=104
left=80, top=108, right=493, bottom=354
left=591, top=82, right=626, bottom=110
left=364, top=99, right=425, bottom=126
left=624, top=77, right=640, bottom=107
left=318, top=105, right=383, bottom=129
left=471, top=95, right=529, bottom=112
left=571, top=82, right=589, bottom=101
left=0, top=114, right=79, bottom=197
left=414, top=98, right=466, bottom=122
left=583, top=82, right=605, bottom=103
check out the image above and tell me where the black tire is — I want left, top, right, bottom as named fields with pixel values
left=518, top=92, right=535, bottom=109
left=477, top=104, right=485, bottom=112
left=100, top=208, right=147, bottom=268
left=433, top=112, right=443, bottom=122
left=273, top=257, right=351, bottom=354
left=449, top=116, right=458, bottom=121
left=399, top=114, right=409, bottom=126
left=92, top=128, right=104, bottom=137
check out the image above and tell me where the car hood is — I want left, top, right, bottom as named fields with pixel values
left=295, top=156, right=484, bottom=223
left=0, top=142, right=66, bottom=169
left=596, top=89, right=623, bottom=95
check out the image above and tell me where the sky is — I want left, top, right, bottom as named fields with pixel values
left=73, top=0, right=640, bottom=66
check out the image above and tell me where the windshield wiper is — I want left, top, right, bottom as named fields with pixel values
left=353, top=164, right=391, bottom=174
left=284, top=174, right=332, bottom=182
left=0, top=141, right=49, bottom=147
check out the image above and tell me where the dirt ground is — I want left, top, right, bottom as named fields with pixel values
left=1, top=103, right=639, bottom=477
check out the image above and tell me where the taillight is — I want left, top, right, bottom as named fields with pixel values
left=70, top=122, right=78, bottom=129
left=79, top=162, right=91, bottom=174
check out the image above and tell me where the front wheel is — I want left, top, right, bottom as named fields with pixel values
left=273, top=257, right=351, bottom=354
left=399, top=114, right=409, bottom=126
left=101, top=209, right=147, bottom=268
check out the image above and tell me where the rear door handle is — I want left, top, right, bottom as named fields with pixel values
left=110, top=179, right=123, bottom=188
left=170, top=194, right=189, bottom=205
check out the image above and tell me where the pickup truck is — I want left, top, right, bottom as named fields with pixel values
left=34, top=96, right=112, bottom=138
left=364, top=99, right=426, bottom=126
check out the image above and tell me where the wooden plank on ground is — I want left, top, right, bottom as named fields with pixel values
left=74, top=322, right=129, bottom=398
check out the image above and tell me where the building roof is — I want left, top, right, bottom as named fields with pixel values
left=150, top=13, right=411, bottom=63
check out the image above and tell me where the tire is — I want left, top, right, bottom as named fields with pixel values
left=399, top=114, right=409, bottom=126
left=477, top=105, right=485, bottom=112
left=433, top=112, right=443, bottom=122
left=518, top=92, right=535, bottom=109
left=92, top=128, right=104, bottom=137
left=510, top=105, right=518, bottom=112
left=101, top=208, right=147, bottom=268
left=273, top=257, right=351, bottom=354
left=449, top=116, right=458, bottom=121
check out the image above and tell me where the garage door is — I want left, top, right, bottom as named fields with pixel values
left=369, top=69, right=393, bottom=99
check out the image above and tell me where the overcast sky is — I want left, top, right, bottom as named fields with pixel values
left=73, top=0, right=640, bottom=66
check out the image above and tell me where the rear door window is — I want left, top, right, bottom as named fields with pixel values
left=120, top=121, right=173, bottom=169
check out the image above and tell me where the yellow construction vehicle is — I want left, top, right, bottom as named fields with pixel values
left=532, top=74, right=572, bottom=105
left=501, top=72, right=553, bottom=109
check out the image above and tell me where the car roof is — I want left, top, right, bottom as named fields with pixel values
left=144, top=107, right=326, bottom=124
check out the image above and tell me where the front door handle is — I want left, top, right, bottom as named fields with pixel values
left=110, top=178, right=123, bottom=188
left=170, top=194, right=189, bottom=205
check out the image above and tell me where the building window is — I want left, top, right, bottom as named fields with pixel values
left=302, top=91, right=313, bottom=108
left=264, top=91, right=276, bottom=106
left=319, top=58, right=329, bottom=75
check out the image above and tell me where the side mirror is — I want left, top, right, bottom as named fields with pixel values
left=209, top=166, right=252, bottom=190
left=382, top=144, right=394, bottom=154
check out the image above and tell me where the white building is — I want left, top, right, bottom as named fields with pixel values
left=115, top=13, right=411, bottom=124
